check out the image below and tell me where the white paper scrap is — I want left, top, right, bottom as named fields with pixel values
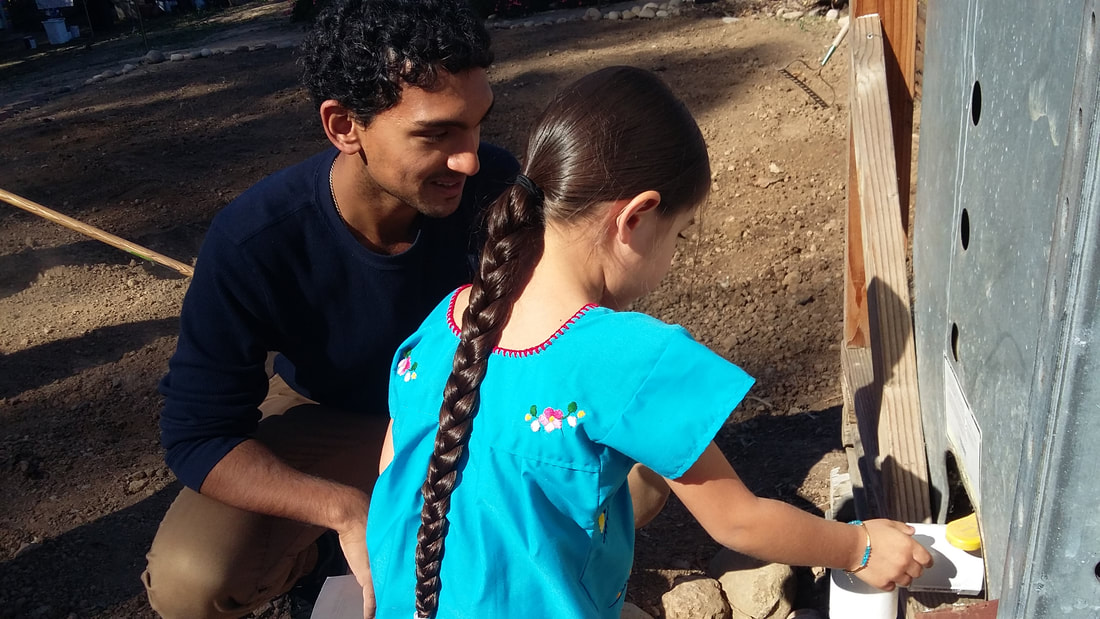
left=908, top=523, right=985, bottom=595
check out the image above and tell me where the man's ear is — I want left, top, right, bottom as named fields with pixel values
left=319, top=100, right=364, bottom=155
left=612, top=190, right=663, bottom=245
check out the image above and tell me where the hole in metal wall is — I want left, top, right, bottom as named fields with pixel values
left=1086, top=12, right=1096, bottom=58
left=1095, top=560, right=1100, bottom=583
left=971, top=81, right=982, bottom=125
left=951, top=323, right=961, bottom=362
left=960, top=208, right=971, bottom=250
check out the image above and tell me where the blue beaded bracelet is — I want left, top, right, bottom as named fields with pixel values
left=845, top=519, right=872, bottom=574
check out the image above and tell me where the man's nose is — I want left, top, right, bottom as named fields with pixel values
left=448, top=137, right=480, bottom=177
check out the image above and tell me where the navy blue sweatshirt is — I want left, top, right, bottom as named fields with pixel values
left=159, top=145, right=518, bottom=491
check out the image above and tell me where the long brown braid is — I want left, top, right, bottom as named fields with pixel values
left=413, top=180, right=545, bottom=617
left=411, top=66, right=712, bottom=617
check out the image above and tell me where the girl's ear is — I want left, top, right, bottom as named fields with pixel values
left=612, top=190, right=663, bottom=245
left=319, top=100, right=364, bottom=155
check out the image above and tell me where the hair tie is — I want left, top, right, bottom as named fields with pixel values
left=513, top=173, right=544, bottom=206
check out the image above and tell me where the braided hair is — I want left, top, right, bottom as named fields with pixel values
left=412, top=66, right=712, bottom=617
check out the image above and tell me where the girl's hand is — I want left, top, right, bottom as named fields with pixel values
left=853, top=519, right=934, bottom=591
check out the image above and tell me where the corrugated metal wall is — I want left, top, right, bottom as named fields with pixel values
left=913, top=0, right=1100, bottom=613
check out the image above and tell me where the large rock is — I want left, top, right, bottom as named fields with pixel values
left=661, top=576, right=731, bottom=619
left=708, top=549, right=796, bottom=619
left=143, top=50, right=165, bottom=64
left=584, top=7, right=602, bottom=20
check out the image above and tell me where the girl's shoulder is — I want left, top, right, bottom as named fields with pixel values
left=570, top=308, right=695, bottom=353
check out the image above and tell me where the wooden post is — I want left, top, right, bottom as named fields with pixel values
left=844, top=0, right=917, bottom=348
left=850, top=15, right=931, bottom=524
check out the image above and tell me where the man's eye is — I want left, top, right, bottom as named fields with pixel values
left=420, top=132, right=447, bottom=142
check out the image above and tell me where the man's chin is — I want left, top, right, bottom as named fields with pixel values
left=414, top=195, right=464, bottom=219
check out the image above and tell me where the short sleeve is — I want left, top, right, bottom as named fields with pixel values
left=594, top=328, right=754, bottom=479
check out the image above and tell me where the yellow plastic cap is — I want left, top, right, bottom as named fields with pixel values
left=945, top=512, right=982, bottom=551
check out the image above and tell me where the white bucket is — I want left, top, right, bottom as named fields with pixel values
left=828, top=569, right=899, bottom=619
left=41, top=18, right=70, bottom=45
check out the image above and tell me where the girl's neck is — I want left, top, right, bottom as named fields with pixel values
left=501, top=224, right=604, bottom=347
left=456, top=224, right=606, bottom=351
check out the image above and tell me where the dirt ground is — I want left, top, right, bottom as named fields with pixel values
left=0, top=1, right=853, bottom=617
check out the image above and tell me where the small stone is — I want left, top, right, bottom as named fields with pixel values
left=169, top=53, right=185, bottom=61
left=127, top=478, right=149, bottom=493
left=235, top=44, right=250, bottom=53
left=722, top=16, right=738, bottom=24
left=631, top=5, right=643, bottom=15
left=644, top=1, right=659, bottom=9
left=783, top=10, right=805, bottom=20
left=120, top=63, right=136, bottom=74
left=584, top=7, right=601, bottom=20
left=668, top=0, right=683, bottom=7
left=640, top=7, right=657, bottom=18
left=782, top=271, right=801, bottom=288
left=826, top=8, right=840, bottom=20
left=143, top=49, right=165, bottom=64
left=523, top=20, right=535, bottom=27
left=769, top=162, right=782, bottom=174
left=201, top=47, right=213, bottom=56
left=656, top=9, right=669, bottom=17
left=709, top=550, right=796, bottom=619
left=622, top=10, right=635, bottom=20
left=606, top=11, right=621, bottom=19
left=556, top=17, right=567, bottom=23
left=187, top=50, right=202, bottom=60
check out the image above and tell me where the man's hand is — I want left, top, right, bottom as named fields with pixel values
left=336, top=515, right=375, bottom=618
left=199, top=439, right=379, bottom=616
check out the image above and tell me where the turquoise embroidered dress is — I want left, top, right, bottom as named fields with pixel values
left=367, top=287, right=755, bottom=618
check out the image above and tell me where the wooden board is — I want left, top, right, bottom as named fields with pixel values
left=849, top=14, right=932, bottom=525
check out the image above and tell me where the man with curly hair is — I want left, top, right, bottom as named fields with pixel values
left=141, top=1, right=516, bottom=617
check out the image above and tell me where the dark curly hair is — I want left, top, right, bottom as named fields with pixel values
left=299, top=0, right=493, bottom=124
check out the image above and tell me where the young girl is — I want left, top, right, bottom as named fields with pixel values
left=366, top=66, right=932, bottom=619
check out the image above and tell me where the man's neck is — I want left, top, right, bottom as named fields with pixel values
left=330, top=154, right=419, bottom=255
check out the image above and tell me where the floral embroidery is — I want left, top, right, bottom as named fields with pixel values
left=524, top=401, right=586, bottom=433
left=396, top=349, right=418, bottom=382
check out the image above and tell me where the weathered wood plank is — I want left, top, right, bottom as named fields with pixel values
left=849, top=14, right=932, bottom=525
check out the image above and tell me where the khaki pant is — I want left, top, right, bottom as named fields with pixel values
left=142, top=376, right=670, bottom=618
left=142, top=376, right=389, bottom=619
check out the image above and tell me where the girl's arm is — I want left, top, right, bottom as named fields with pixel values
left=378, top=419, right=395, bottom=475
left=665, top=442, right=932, bottom=591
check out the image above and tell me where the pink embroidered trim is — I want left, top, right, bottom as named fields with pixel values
left=446, top=284, right=597, bottom=358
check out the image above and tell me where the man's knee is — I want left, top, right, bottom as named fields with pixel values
left=143, top=543, right=246, bottom=619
